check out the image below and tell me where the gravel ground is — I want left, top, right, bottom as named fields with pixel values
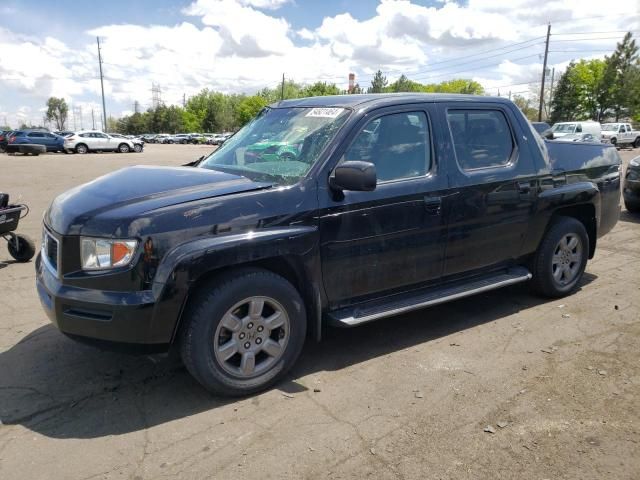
left=0, top=144, right=639, bottom=480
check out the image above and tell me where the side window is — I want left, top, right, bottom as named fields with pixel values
left=576, top=124, right=582, bottom=133
left=28, top=132, right=44, bottom=138
left=447, top=109, right=514, bottom=170
left=344, top=111, right=431, bottom=182
left=80, top=133, right=89, bottom=138
left=620, top=125, right=626, bottom=133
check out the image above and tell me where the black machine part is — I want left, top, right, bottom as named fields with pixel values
left=0, top=193, right=8, bottom=209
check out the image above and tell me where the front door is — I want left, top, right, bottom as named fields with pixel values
left=438, top=104, right=538, bottom=277
left=319, top=106, right=449, bottom=307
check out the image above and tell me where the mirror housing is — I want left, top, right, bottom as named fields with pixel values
left=330, top=160, right=377, bottom=192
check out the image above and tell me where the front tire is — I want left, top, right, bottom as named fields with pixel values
left=180, top=269, right=306, bottom=396
left=133, top=144, right=142, bottom=153
left=118, top=143, right=130, bottom=153
left=531, top=217, right=589, bottom=298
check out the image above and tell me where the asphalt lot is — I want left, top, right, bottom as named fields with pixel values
left=1, top=144, right=639, bottom=479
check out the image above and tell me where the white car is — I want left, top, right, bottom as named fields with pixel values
left=64, top=131, right=136, bottom=154
left=551, top=121, right=601, bottom=139
left=601, top=123, right=640, bottom=148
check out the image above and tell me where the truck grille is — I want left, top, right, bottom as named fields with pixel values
left=42, top=229, right=59, bottom=274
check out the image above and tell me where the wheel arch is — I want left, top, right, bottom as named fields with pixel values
left=150, top=227, right=322, bottom=346
left=548, top=204, right=597, bottom=259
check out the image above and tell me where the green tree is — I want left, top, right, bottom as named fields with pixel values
left=237, top=96, right=268, bottom=125
left=605, top=32, right=639, bottom=120
left=303, top=82, right=341, bottom=97
left=45, top=97, right=68, bottom=130
left=388, top=74, right=423, bottom=92
left=368, top=70, right=388, bottom=93
left=512, top=95, right=538, bottom=121
left=181, top=110, right=202, bottom=132
left=550, top=62, right=583, bottom=122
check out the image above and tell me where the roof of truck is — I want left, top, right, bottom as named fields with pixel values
left=272, top=93, right=512, bottom=110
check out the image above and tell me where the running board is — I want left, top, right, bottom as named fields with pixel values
left=328, top=267, right=532, bottom=327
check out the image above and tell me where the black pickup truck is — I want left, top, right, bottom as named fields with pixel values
left=36, top=94, right=622, bottom=395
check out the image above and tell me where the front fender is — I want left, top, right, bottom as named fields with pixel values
left=147, top=226, right=319, bottom=344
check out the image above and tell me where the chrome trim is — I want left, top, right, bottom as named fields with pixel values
left=41, top=228, right=61, bottom=278
left=336, top=272, right=532, bottom=327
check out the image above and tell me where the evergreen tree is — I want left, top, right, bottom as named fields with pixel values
left=368, top=70, right=388, bottom=93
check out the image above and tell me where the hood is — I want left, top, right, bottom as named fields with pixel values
left=46, top=165, right=271, bottom=235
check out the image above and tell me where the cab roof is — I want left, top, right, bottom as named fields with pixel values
left=271, top=93, right=511, bottom=110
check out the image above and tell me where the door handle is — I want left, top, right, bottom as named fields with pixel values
left=517, top=181, right=531, bottom=194
left=423, top=196, right=442, bottom=215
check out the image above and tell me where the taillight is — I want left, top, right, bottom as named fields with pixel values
left=8, top=136, right=16, bottom=143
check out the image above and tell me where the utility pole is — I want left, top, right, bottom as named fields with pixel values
left=182, top=93, right=186, bottom=107
left=538, top=23, right=551, bottom=122
left=97, top=37, right=108, bottom=132
left=91, top=109, right=96, bottom=129
left=508, top=91, right=512, bottom=100
left=280, top=73, right=285, bottom=101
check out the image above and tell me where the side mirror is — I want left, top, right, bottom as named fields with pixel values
left=329, top=160, right=376, bottom=192
left=542, top=129, right=554, bottom=140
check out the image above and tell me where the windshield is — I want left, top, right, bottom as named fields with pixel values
left=199, top=107, right=350, bottom=185
left=601, top=124, right=618, bottom=131
left=552, top=123, right=575, bottom=133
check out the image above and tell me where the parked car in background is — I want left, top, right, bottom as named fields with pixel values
left=64, top=131, right=135, bottom=154
left=110, top=133, right=144, bottom=152
left=154, top=134, right=170, bottom=144
left=170, top=134, right=191, bottom=144
left=141, top=134, right=157, bottom=143
left=0, top=130, right=14, bottom=152
left=623, top=156, right=640, bottom=213
left=206, top=134, right=225, bottom=145
left=5, top=129, right=65, bottom=153
left=189, top=133, right=205, bottom=144
left=601, top=123, right=640, bottom=148
left=554, top=133, right=598, bottom=143
left=37, top=94, right=622, bottom=396
left=551, top=121, right=601, bottom=139
left=54, top=131, right=75, bottom=137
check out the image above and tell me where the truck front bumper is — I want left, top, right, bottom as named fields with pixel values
left=35, top=253, right=170, bottom=352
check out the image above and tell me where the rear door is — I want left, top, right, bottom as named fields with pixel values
left=438, top=103, right=538, bottom=277
left=319, top=105, right=450, bottom=306
left=26, top=131, right=46, bottom=146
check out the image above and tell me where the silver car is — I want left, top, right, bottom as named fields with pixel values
left=64, top=131, right=136, bottom=154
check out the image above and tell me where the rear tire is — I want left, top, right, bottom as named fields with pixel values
left=634, top=137, right=640, bottom=149
left=76, top=144, right=88, bottom=154
left=180, top=268, right=306, bottom=396
left=530, top=217, right=589, bottom=298
left=7, top=234, right=35, bottom=262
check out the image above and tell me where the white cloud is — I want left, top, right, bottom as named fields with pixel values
left=0, top=0, right=636, bottom=125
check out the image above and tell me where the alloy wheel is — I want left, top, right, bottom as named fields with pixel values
left=213, top=296, right=290, bottom=378
left=551, top=233, right=583, bottom=286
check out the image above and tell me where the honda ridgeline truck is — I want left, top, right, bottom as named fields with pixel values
left=36, top=94, right=622, bottom=396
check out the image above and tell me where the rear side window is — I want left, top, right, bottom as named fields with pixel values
left=28, top=132, right=44, bottom=138
left=344, top=111, right=431, bottom=182
left=447, top=109, right=514, bottom=170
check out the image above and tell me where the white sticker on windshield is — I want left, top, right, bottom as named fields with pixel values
left=305, top=108, right=343, bottom=118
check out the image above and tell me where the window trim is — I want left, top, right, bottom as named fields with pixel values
left=339, top=108, right=436, bottom=186
left=445, top=106, right=519, bottom=174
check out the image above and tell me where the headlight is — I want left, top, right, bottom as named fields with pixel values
left=630, top=158, right=640, bottom=167
left=80, top=238, right=138, bottom=270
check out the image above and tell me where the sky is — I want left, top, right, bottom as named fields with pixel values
left=0, top=0, right=637, bottom=129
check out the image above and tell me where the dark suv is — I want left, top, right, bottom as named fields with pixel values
left=37, top=94, right=621, bottom=396
left=6, top=129, right=65, bottom=153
